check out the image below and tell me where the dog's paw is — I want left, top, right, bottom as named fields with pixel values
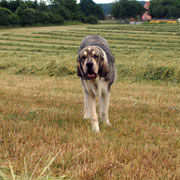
left=104, top=121, right=111, bottom=126
left=101, top=115, right=111, bottom=126
left=91, top=121, right=100, bottom=132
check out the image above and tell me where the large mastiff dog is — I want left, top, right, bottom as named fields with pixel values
left=77, top=35, right=116, bottom=132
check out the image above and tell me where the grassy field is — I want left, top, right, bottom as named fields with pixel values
left=0, top=23, right=180, bottom=179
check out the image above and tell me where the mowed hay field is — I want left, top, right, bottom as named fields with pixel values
left=0, top=23, right=180, bottom=180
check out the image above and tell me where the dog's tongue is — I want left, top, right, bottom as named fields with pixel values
left=87, top=73, right=96, bottom=78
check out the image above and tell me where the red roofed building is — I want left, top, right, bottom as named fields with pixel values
left=142, top=1, right=152, bottom=21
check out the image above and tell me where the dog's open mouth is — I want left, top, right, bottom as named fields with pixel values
left=86, top=73, right=97, bottom=79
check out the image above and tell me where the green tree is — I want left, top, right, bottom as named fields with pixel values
left=0, top=0, right=8, bottom=9
left=16, top=7, right=36, bottom=25
left=149, top=0, right=180, bottom=18
left=50, top=0, right=81, bottom=20
left=6, top=0, right=22, bottom=12
left=80, top=0, right=104, bottom=20
left=38, top=1, right=47, bottom=12
left=111, top=0, right=145, bottom=20
left=0, top=7, right=19, bottom=25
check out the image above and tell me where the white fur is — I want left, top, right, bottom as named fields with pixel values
left=82, top=77, right=111, bottom=132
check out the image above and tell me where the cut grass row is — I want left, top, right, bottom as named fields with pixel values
left=33, top=31, right=180, bottom=44
left=0, top=37, right=79, bottom=47
left=1, top=40, right=180, bottom=52
left=1, top=24, right=180, bottom=83
left=1, top=35, right=180, bottom=52
left=3, top=28, right=180, bottom=43
left=1, top=33, right=80, bottom=42
left=53, top=29, right=180, bottom=41
left=0, top=42, right=77, bottom=51
left=2, top=36, right=179, bottom=49
left=71, top=28, right=180, bottom=36
left=87, top=24, right=180, bottom=32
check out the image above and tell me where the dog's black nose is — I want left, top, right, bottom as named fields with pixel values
left=86, top=61, right=93, bottom=67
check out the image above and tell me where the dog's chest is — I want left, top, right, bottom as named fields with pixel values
left=83, top=78, right=107, bottom=97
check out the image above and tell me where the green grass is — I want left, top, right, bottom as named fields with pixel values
left=0, top=23, right=180, bottom=179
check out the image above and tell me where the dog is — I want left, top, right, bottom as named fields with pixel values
left=77, top=35, right=116, bottom=132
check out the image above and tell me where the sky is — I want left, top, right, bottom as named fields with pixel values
left=76, top=0, right=149, bottom=3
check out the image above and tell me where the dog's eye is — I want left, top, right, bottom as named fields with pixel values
left=94, top=54, right=98, bottom=59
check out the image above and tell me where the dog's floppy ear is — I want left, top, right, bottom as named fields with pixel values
left=99, top=52, right=109, bottom=77
left=77, top=55, right=85, bottom=78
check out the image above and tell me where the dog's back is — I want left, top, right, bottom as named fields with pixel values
left=79, top=35, right=114, bottom=62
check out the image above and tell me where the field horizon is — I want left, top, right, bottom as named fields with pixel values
left=0, top=23, right=180, bottom=179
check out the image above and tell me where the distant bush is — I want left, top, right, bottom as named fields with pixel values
left=85, top=15, right=98, bottom=24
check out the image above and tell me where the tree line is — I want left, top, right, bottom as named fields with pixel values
left=0, top=0, right=104, bottom=26
left=149, top=0, right=180, bottom=19
left=1, top=0, right=180, bottom=27
left=111, top=0, right=180, bottom=20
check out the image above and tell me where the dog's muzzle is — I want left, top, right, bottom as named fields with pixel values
left=85, top=61, right=97, bottom=80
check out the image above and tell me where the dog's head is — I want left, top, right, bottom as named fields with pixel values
left=77, top=46, right=109, bottom=80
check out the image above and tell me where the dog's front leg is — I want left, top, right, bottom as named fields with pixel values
left=87, top=92, right=99, bottom=132
left=83, top=89, right=90, bottom=119
left=100, top=91, right=111, bottom=126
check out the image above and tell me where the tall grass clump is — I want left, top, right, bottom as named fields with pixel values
left=0, top=155, right=69, bottom=180
left=116, top=64, right=180, bottom=83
